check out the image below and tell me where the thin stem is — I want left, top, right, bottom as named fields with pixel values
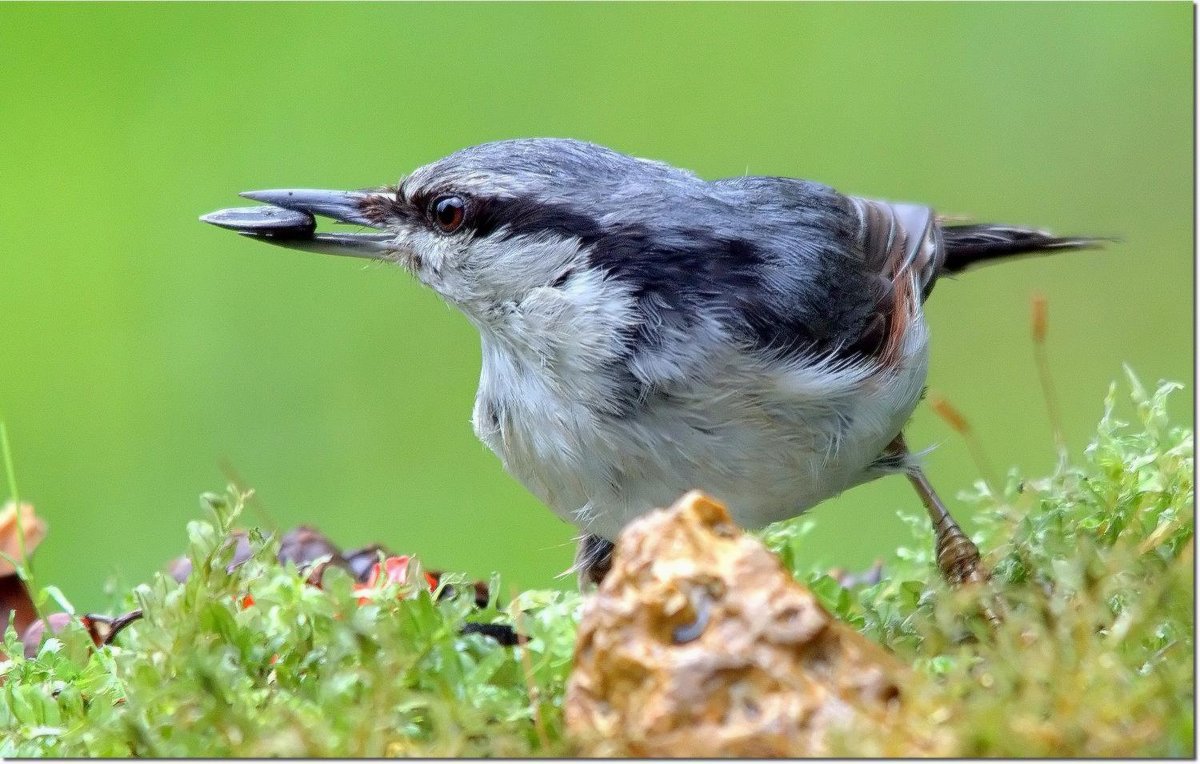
left=219, top=458, right=278, bottom=532
left=0, top=423, right=26, bottom=568
left=512, top=591, right=550, bottom=750
left=1031, top=293, right=1069, bottom=470
left=930, top=394, right=1001, bottom=495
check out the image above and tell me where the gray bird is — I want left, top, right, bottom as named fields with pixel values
left=201, top=138, right=1100, bottom=587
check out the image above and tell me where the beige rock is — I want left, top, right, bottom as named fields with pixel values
left=565, top=491, right=916, bottom=757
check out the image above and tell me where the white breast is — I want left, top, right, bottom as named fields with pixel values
left=472, top=318, right=929, bottom=541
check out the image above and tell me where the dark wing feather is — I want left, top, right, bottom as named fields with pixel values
left=840, top=196, right=942, bottom=367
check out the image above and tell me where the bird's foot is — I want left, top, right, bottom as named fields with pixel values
left=933, top=515, right=989, bottom=586
left=933, top=518, right=1005, bottom=626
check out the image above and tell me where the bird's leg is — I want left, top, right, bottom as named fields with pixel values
left=888, top=434, right=989, bottom=586
left=574, top=534, right=615, bottom=589
left=908, top=463, right=991, bottom=586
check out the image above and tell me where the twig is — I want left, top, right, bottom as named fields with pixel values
left=1030, top=293, right=1069, bottom=470
left=929, top=395, right=1001, bottom=494
left=83, top=608, right=145, bottom=646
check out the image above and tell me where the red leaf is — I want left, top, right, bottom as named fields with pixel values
left=364, top=555, right=412, bottom=588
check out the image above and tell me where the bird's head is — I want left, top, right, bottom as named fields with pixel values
left=202, top=138, right=697, bottom=335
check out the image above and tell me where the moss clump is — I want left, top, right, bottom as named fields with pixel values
left=766, top=369, right=1194, bottom=757
left=1, top=371, right=1192, bottom=756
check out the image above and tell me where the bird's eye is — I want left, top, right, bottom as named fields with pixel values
left=431, top=195, right=466, bottom=234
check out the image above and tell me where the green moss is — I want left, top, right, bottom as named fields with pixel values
left=775, top=368, right=1194, bottom=756
left=1, top=371, right=1192, bottom=756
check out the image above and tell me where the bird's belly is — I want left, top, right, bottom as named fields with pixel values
left=577, top=407, right=900, bottom=539
left=476, top=353, right=926, bottom=541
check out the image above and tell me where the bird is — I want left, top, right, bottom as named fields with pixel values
left=201, top=138, right=1102, bottom=588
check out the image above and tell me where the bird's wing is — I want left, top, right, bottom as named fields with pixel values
left=842, top=197, right=943, bottom=368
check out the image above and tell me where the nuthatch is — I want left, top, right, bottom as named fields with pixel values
left=202, top=138, right=1101, bottom=587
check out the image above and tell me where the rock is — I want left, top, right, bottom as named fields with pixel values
left=278, top=525, right=344, bottom=568
left=20, top=612, right=74, bottom=658
left=166, top=530, right=256, bottom=583
left=565, top=491, right=917, bottom=757
left=342, top=543, right=394, bottom=583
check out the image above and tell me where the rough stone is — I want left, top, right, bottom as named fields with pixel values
left=565, top=491, right=916, bottom=757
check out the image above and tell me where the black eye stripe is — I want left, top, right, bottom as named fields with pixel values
left=469, top=196, right=604, bottom=241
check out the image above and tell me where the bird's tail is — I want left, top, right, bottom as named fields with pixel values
left=939, top=223, right=1109, bottom=274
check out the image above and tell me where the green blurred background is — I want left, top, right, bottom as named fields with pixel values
left=0, top=3, right=1191, bottom=610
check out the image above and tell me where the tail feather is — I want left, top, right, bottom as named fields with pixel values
left=940, top=223, right=1109, bottom=274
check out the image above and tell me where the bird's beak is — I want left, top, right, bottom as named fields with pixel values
left=200, top=189, right=395, bottom=260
